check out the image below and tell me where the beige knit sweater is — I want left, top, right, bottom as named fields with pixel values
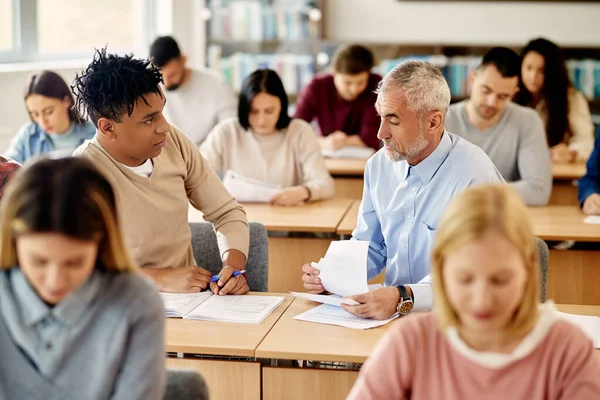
left=200, top=118, right=335, bottom=201
left=75, top=125, right=249, bottom=269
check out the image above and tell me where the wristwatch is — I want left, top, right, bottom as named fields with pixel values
left=396, top=285, right=414, bottom=315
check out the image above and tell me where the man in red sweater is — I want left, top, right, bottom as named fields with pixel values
left=294, top=44, right=382, bottom=151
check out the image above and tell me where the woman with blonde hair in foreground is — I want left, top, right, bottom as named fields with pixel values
left=0, top=157, right=165, bottom=399
left=348, top=184, right=600, bottom=399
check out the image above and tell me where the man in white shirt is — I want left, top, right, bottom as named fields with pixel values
left=149, top=36, right=237, bottom=145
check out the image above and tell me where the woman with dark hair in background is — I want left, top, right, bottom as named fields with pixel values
left=5, top=71, right=95, bottom=163
left=201, top=69, right=334, bottom=206
left=515, top=38, right=594, bottom=164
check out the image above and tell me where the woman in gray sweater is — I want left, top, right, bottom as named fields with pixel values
left=0, top=157, right=165, bottom=400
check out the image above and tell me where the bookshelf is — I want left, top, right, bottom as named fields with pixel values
left=201, top=3, right=600, bottom=115
left=204, top=0, right=323, bottom=97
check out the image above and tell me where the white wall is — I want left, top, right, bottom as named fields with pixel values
left=324, top=0, right=600, bottom=46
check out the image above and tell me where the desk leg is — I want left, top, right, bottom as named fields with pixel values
left=263, top=366, right=359, bottom=400
left=547, top=249, right=600, bottom=305
left=166, top=358, right=260, bottom=400
left=268, top=237, right=333, bottom=292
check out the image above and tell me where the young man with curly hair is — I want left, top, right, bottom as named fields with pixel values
left=72, top=48, right=249, bottom=295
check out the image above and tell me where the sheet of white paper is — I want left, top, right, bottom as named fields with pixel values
left=185, top=295, right=285, bottom=324
left=583, top=215, right=600, bottom=225
left=222, top=170, right=282, bottom=203
left=558, top=312, right=600, bottom=348
left=322, top=146, right=375, bottom=159
left=160, top=291, right=212, bottom=318
left=313, top=240, right=370, bottom=297
left=294, top=304, right=398, bottom=330
left=290, top=292, right=360, bottom=307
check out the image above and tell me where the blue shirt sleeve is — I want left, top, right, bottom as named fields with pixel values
left=4, top=124, right=30, bottom=164
left=578, top=136, right=600, bottom=206
left=351, top=161, right=387, bottom=280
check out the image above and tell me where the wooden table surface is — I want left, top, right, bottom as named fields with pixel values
left=325, top=158, right=367, bottom=176
left=165, top=293, right=293, bottom=356
left=338, top=203, right=600, bottom=242
left=255, top=299, right=600, bottom=363
left=552, top=163, right=587, bottom=181
left=255, top=298, right=387, bottom=363
left=189, top=198, right=354, bottom=233
left=337, top=200, right=360, bottom=236
left=527, top=206, right=600, bottom=242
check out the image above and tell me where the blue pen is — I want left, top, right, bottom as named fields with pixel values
left=210, top=269, right=246, bottom=283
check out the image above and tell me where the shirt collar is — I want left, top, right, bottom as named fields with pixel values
left=409, top=130, right=453, bottom=184
left=10, top=268, right=103, bottom=328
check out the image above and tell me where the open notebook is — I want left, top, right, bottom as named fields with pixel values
left=160, top=292, right=285, bottom=324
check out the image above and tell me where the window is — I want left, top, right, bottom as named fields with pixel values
left=0, top=0, right=13, bottom=51
left=0, top=0, right=157, bottom=63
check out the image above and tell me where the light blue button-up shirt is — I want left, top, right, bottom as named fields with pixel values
left=0, top=267, right=166, bottom=400
left=5, top=121, right=96, bottom=164
left=353, top=131, right=504, bottom=310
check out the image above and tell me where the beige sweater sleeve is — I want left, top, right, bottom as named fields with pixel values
left=174, top=127, right=249, bottom=257
left=199, top=123, right=226, bottom=175
left=567, top=89, right=595, bottom=162
left=292, top=120, right=335, bottom=201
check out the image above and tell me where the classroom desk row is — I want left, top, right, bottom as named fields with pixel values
left=339, top=201, right=600, bottom=305
left=166, top=294, right=600, bottom=400
left=325, top=158, right=588, bottom=206
left=190, top=197, right=599, bottom=304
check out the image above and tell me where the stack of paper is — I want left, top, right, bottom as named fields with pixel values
left=222, top=170, right=282, bottom=203
left=322, top=146, right=375, bottom=159
left=160, top=292, right=285, bottom=324
left=290, top=241, right=398, bottom=329
left=558, top=311, right=600, bottom=348
left=294, top=304, right=398, bottom=330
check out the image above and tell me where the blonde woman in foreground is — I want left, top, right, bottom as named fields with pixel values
left=0, top=157, right=165, bottom=400
left=348, top=184, right=600, bottom=399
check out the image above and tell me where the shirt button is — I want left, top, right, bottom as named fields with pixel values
left=45, top=342, right=52, bottom=350
left=407, top=215, right=412, bottom=220
left=412, top=187, right=417, bottom=193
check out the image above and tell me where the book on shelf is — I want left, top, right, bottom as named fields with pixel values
left=208, top=0, right=318, bottom=41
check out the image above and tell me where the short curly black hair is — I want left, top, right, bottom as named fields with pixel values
left=72, top=47, right=164, bottom=126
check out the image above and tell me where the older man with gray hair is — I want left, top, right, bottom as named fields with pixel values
left=302, top=60, right=504, bottom=320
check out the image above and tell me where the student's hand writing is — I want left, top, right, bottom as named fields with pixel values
left=583, top=193, right=600, bottom=215
left=146, top=265, right=212, bottom=293
left=270, top=186, right=309, bottom=206
left=551, top=143, right=577, bottom=164
left=341, top=287, right=400, bottom=320
left=210, top=265, right=249, bottom=295
left=301, top=263, right=325, bottom=294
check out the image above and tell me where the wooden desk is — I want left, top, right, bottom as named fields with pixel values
left=189, top=199, right=354, bottom=292
left=337, top=200, right=359, bottom=236
left=257, top=298, right=384, bottom=400
left=325, top=158, right=366, bottom=200
left=550, top=163, right=586, bottom=206
left=552, top=163, right=587, bottom=180
left=166, top=293, right=293, bottom=400
left=527, top=206, right=600, bottom=242
left=255, top=300, right=600, bottom=400
left=325, top=158, right=367, bottom=176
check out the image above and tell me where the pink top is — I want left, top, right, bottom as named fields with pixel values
left=348, top=307, right=600, bottom=400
